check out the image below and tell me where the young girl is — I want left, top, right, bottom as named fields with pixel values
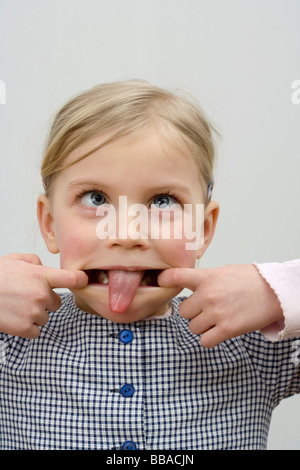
left=0, top=80, right=299, bottom=450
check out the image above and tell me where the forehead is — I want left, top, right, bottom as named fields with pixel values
left=55, top=127, right=206, bottom=198
left=64, top=127, right=197, bottom=170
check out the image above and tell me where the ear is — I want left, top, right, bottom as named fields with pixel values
left=37, top=194, right=59, bottom=254
left=196, top=200, right=219, bottom=259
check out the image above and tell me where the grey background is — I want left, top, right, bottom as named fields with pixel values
left=0, top=0, right=299, bottom=449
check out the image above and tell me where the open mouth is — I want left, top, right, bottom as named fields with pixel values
left=84, top=269, right=162, bottom=287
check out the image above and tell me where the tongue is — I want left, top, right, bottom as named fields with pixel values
left=108, top=270, right=145, bottom=314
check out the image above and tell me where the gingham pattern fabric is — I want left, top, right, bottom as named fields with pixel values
left=0, top=293, right=299, bottom=450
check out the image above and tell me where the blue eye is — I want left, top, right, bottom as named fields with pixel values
left=80, top=191, right=106, bottom=207
left=152, top=194, right=177, bottom=209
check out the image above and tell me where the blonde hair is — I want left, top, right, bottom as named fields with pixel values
left=41, top=80, right=217, bottom=197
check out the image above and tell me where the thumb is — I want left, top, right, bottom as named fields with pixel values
left=43, top=267, right=89, bottom=290
left=158, top=267, right=202, bottom=291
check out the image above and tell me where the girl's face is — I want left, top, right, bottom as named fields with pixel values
left=38, top=126, right=218, bottom=323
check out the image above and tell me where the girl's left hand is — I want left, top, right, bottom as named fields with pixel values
left=158, top=265, right=284, bottom=348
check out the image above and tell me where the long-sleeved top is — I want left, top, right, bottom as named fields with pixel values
left=0, top=259, right=299, bottom=450
left=254, top=259, right=300, bottom=340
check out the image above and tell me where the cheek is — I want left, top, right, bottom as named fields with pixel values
left=155, top=213, right=198, bottom=268
left=59, top=237, right=86, bottom=268
left=158, top=238, right=197, bottom=268
left=55, top=219, right=99, bottom=268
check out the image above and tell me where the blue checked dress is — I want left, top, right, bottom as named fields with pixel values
left=0, top=293, right=299, bottom=449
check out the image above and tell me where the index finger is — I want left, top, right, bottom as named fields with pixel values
left=4, top=253, right=43, bottom=265
left=158, top=268, right=202, bottom=292
left=43, top=267, right=88, bottom=290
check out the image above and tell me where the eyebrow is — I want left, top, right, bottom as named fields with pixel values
left=67, top=179, right=192, bottom=197
left=146, top=183, right=192, bottom=197
left=67, top=179, right=110, bottom=192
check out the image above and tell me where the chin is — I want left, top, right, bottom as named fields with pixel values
left=71, top=284, right=181, bottom=323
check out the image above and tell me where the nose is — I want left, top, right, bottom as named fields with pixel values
left=112, top=213, right=150, bottom=249
left=96, top=200, right=150, bottom=250
left=108, top=230, right=150, bottom=250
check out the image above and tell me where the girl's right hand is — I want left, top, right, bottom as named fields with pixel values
left=0, top=253, right=88, bottom=339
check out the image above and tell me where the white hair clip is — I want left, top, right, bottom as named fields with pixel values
left=207, top=177, right=214, bottom=201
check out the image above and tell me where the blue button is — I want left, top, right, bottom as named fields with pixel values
left=122, top=441, right=137, bottom=450
left=120, top=384, right=135, bottom=397
left=119, top=329, right=133, bottom=344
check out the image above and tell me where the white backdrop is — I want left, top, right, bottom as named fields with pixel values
left=0, top=0, right=299, bottom=449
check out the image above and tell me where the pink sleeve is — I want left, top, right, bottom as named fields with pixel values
left=253, top=260, right=300, bottom=341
